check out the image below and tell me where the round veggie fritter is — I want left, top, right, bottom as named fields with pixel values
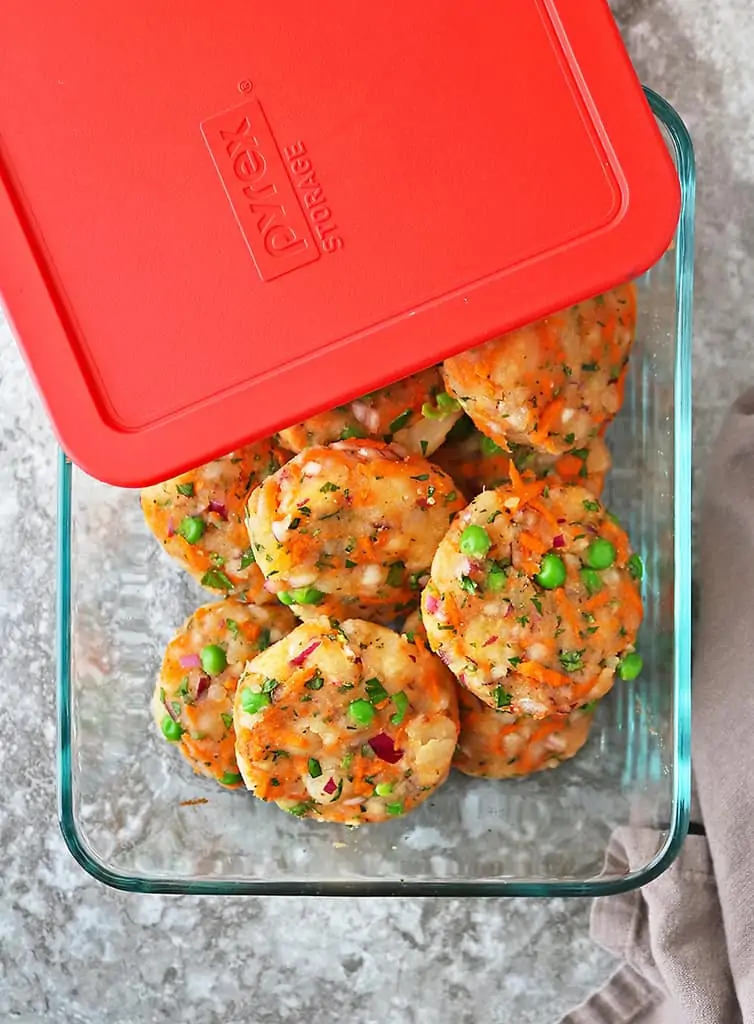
left=141, top=440, right=289, bottom=599
left=233, top=617, right=459, bottom=823
left=441, top=284, right=637, bottom=455
left=421, top=472, right=643, bottom=717
left=153, top=598, right=296, bottom=786
left=278, top=367, right=462, bottom=457
left=245, top=439, right=466, bottom=624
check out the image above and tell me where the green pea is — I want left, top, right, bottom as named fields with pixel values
left=348, top=699, right=375, bottom=727
left=386, top=802, right=404, bottom=816
left=535, top=553, right=566, bottom=590
left=240, top=688, right=271, bottom=714
left=486, top=565, right=507, bottom=591
left=160, top=716, right=183, bottom=742
left=580, top=568, right=603, bottom=595
left=220, top=771, right=243, bottom=786
left=200, top=644, right=227, bottom=676
left=585, top=538, right=616, bottom=570
left=618, top=652, right=643, bottom=681
left=628, top=553, right=644, bottom=581
left=281, top=586, right=325, bottom=606
left=375, top=782, right=394, bottom=797
left=178, top=516, right=205, bottom=544
left=459, top=524, right=492, bottom=558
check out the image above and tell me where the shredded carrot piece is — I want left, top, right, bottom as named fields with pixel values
left=517, top=661, right=572, bottom=688
left=601, top=518, right=628, bottom=560
left=508, top=463, right=544, bottom=506
left=571, top=677, right=599, bottom=699
left=528, top=718, right=565, bottom=747
left=518, top=531, right=548, bottom=556
left=554, top=588, right=582, bottom=637
left=493, top=721, right=522, bottom=756
left=620, top=578, right=644, bottom=623
left=614, top=365, right=629, bottom=410
left=553, top=454, right=583, bottom=480
left=529, top=497, right=560, bottom=529
left=517, top=718, right=565, bottom=771
left=584, top=589, right=612, bottom=613
left=530, top=398, right=565, bottom=447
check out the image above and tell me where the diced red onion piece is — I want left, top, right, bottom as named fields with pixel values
left=504, top=602, right=513, bottom=618
left=166, top=517, right=176, bottom=538
left=458, top=673, right=467, bottom=686
left=368, top=733, right=403, bottom=764
left=290, top=640, right=321, bottom=667
left=483, top=635, right=498, bottom=647
left=323, top=777, right=338, bottom=795
left=179, top=653, right=201, bottom=669
left=208, top=500, right=228, bottom=520
left=195, top=675, right=210, bottom=700
left=557, top=518, right=566, bottom=525
left=425, top=594, right=440, bottom=615
left=553, top=534, right=565, bottom=548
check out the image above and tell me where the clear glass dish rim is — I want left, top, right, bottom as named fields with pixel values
left=56, top=87, right=694, bottom=897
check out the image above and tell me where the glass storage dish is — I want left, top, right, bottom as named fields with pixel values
left=57, top=90, right=694, bottom=896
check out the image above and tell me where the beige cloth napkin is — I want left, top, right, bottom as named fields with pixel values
left=562, top=389, right=754, bottom=1024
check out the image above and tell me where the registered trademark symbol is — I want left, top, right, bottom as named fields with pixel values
left=238, top=79, right=253, bottom=94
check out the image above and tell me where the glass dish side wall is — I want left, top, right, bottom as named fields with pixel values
left=57, top=90, right=694, bottom=896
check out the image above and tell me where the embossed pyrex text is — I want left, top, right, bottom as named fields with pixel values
left=202, top=99, right=319, bottom=281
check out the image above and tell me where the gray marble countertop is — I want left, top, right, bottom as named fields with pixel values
left=1, top=2, right=753, bottom=1021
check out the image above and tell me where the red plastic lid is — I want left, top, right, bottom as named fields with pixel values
left=0, top=0, right=680, bottom=486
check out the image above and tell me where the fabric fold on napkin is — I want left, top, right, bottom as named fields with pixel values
left=562, top=388, right=754, bottom=1024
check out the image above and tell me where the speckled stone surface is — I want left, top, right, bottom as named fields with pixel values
left=1, top=3, right=752, bottom=1021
